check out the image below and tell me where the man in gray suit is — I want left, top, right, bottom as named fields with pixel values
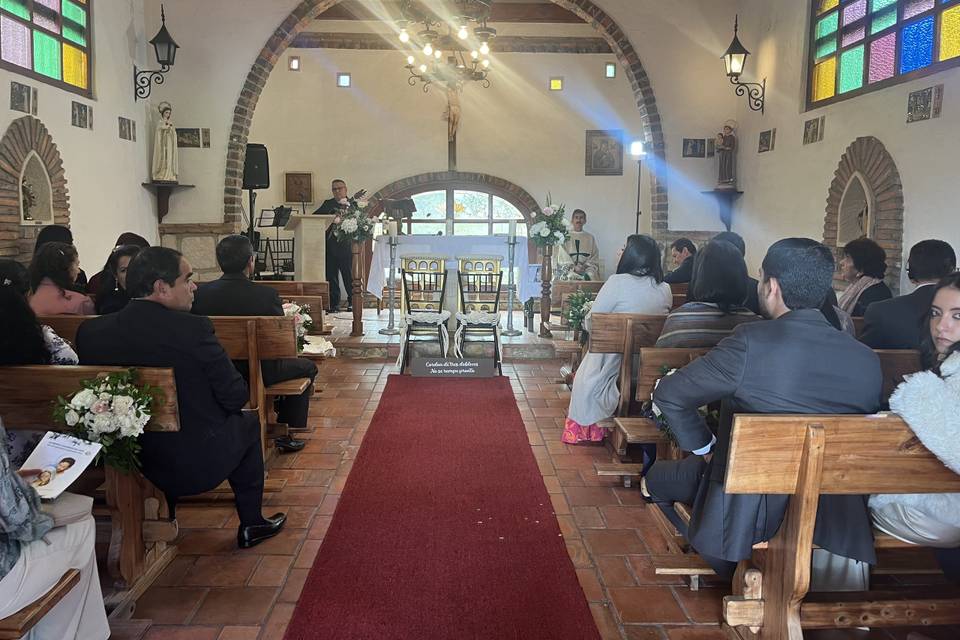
left=644, top=238, right=883, bottom=580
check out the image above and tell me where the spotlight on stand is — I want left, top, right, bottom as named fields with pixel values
left=630, top=140, right=647, bottom=234
left=134, top=4, right=179, bottom=101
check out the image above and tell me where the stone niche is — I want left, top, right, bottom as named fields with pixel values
left=0, top=116, right=71, bottom=263
left=159, top=222, right=242, bottom=281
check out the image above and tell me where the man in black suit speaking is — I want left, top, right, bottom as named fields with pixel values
left=315, top=178, right=353, bottom=313
left=76, top=247, right=285, bottom=548
left=860, top=239, right=956, bottom=349
left=192, top=235, right=315, bottom=453
left=645, top=238, right=882, bottom=585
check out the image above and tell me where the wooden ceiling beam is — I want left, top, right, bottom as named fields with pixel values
left=292, top=32, right=611, bottom=53
left=315, top=2, right=585, bottom=24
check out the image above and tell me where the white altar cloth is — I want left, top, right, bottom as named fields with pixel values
left=366, top=235, right=537, bottom=302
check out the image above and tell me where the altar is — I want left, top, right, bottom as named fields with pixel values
left=366, top=234, right=538, bottom=303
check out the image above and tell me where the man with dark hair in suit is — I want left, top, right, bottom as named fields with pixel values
left=192, top=235, right=315, bottom=453
left=713, top=231, right=760, bottom=314
left=315, top=178, right=353, bottom=313
left=76, top=247, right=285, bottom=549
left=644, top=238, right=882, bottom=584
left=663, top=238, right=696, bottom=284
left=860, top=239, right=957, bottom=349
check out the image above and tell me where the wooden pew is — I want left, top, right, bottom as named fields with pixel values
left=722, top=414, right=960, bottom=638
left=0, top=569, right=79, bottom=639
left=852, top=315, right=865, bottom=338
left=550, top=281, right=604, bottom=329
left=670, top=282, right=688, bottom=310
left=257, top=280, right=330, bottom=334
left=0, top=365, right=180, bottom=617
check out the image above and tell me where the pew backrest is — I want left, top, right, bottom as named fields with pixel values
left=0, top=365, right=180, bottom=432
left=875, top=349, right=922, bottom=402
left=37, top=315, right=87, bottom=346
left=669, top=282, right=688, bottom=310
left=587, top=313, right=667, bottom=354
left=550, top=280, right=604, bottom=308
left=725, top=413, right=960, bottom=495
left=259, top=280, right=329, bottom=309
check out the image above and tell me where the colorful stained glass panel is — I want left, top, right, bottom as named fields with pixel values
left=818, top=0, right=840, bottom=14
left=32, top=29, right=60, bottom=79
left=62, top=21, right=84, bottom=45
left=843, top=0, right=867, bottom=25
left=940, top=5, right=960, bottom=61
left=903, top=0, right=935, bottom=18
left=900, top=15, right=935, bottom=72
left=868, top=32, right=897, bottom=81
left=812, top=56, right=837, bottom=101
left=61, top=0, right=85, bottom=27
left=870, top=0, right=898, bottom=11
left=817, top=11, right=840, bottom=38
left=0, top=0, right=29, bottom=20
left=839, top=44, right=865, bottom=92
left=62, top=41, right=86, bottom=88
left=32, top=0, right=59, bottom=33
left=817, top=36, right=838, bottom=58
left=842, top=23, right=867, bottom=46
left=0, top=14, right=30, bottom=67
left=871, top=6, right=898, bottom=33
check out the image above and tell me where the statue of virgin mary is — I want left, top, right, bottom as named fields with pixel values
left=151, top=102, right=179, bottom=182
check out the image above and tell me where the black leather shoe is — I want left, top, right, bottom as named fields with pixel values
left=275, top=436, right=306, bottom=453
left=238, top=512, right=287, bottom=549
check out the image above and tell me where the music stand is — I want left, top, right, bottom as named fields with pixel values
left=383, top=198, right=417, bottom=222
left=256, top=206, right=293, bottom=278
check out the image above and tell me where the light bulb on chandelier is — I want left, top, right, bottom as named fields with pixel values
left=482, top=59, right=490, bottom=68
left=434, top=49, right=443, bottom=59
left=406, top=55, right=415, bottom=66
left=423, top=42, right=433, bottom=56
left=419, top=63, right=428, bottom=73
left=399, top=29, right=410, bottom=43
left=470, top=50, right=479, bottom=60
left=458, top=25, right=468, bottom=39
left=479, top=41, right=490, bottom=55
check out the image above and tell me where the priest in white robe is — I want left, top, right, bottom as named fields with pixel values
left=556, top=209, right=601, bottom=281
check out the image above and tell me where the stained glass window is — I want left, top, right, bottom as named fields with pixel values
left=808, top=0, right=960, bottom=108
left=408, top=189, right=527, bottom=237
left=0, top=0, right=91, bottom=96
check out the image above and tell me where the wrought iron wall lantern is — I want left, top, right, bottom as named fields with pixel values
left=134, top=5, right=179, bottom=101
left=722, top=15, right=765, bottom=114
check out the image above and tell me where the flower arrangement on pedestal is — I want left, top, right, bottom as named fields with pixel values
left=53, top=370, right=159, bottom=473
left=282, top=301, right=314, bottom=352
left=528, top=197, right=571, bottom=248
left=332, top=195, right=375, bottom=244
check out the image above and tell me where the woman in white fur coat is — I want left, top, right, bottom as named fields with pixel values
left=870, top=273, right=960, bottom=548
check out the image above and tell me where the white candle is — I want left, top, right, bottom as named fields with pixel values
left=508, top=220, right=517, bottom=239
left=387, top=220, right=398, bottom=237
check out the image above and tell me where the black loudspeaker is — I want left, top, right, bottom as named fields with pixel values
left=242, top=143, right=270, bottom=190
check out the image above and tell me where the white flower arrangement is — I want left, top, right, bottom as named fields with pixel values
left=333, top=195, right=376, bottom=243
left=54, top=370, right=158, bottom=472
left=529, top=195, right=569, bottom=248
left=282, top=301, right=315, bottom=352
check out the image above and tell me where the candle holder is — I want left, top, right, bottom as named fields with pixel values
left=502, top=235, right=522, bottom=337
left=379, top=235, right=401, bottom=336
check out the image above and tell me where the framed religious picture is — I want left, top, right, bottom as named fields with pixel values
left=682, top=138, right=706, bottom=158
left=10, top=81, right=32, bottom=114
left=176, top=128, right=202, bottom=148
left=802, top=116, right=825, bottom=145
left=584, top=129, right=623, bottom=176
left=758, top=128, right=776, bottom=153
left=285, top=172, right=314, bottom=203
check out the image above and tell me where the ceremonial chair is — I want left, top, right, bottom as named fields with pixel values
left=255, top=237, right=271, bottom=275
left=454, top=258, right=504, bottom=375
left=399, top=269, right=449, bottom=372
left=269, top=239, right=295, bottom=280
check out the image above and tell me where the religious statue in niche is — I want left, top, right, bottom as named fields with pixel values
left=715, top=119, right=738, bottom=189
left=442, top=83, right=462, bottom=142
left=151, top=101, right=179, bottom=183
left=21, top=178, right=36, bottom=220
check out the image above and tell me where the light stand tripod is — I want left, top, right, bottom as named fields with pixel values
left=502, top=234, right=522, bottom=337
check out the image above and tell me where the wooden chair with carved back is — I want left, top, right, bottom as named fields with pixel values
left=0, top=365, right=181, bottom=618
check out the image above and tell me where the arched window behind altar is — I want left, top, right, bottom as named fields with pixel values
left=407, top=189, right=528, bottom=237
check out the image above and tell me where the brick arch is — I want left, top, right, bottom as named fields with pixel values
left=822, top=136, right=904, bottom=293
left=221, top=0, right=669, bottom=236
left=367, top=170, right=540, bottom=221
left=0, top=116, right=71, bottom=263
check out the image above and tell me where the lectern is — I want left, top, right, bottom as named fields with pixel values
left=284, top=214, right=335, bottom=282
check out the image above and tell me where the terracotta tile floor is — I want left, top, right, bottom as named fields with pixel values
left=125, top=360, right=956, bottom=640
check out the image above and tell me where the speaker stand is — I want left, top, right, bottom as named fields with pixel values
left=247, top=189, right=257, bottom=243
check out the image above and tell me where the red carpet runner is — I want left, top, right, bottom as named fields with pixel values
left=284, top=375, right=599, bottom=639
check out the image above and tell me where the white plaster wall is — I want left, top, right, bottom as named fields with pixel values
left=734, top=0, right=960, bottom=287
left=145, top=0, right=740, bottom=260
left=0, top=0, right=154, bottom=272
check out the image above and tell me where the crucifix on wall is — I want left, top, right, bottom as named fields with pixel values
left=442, top=82, right=463, bottom=170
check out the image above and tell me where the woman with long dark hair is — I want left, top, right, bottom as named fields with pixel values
left=869, top=273, right=960, bottom=553
left=86, top=232, right=150, bottom=296
left=656, top=240, right=760, bottom=347
left=837, top=236, right=892, bottom=316
left=34, top=225, right=87, bottom=290
left=27, top=243, right=94, bottom=315
left=95, top=244, right=142, bottom=314
left=562, top=235, right=672, bottom=444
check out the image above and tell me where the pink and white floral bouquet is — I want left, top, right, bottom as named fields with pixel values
left=528, top=195, right=571, bottom=248
left=53, top=370, right=159, bottom=472
left=282, top=301, right=314, bottom=352
left=333, top=194, right=376, bottom=243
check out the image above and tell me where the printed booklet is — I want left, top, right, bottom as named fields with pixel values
left=20, top=432, right=102, bottom=500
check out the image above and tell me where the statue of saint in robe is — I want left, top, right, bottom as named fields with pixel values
left=151, top=102, right=179, bottom=183
left=716, top=122, right=737, bottom=189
